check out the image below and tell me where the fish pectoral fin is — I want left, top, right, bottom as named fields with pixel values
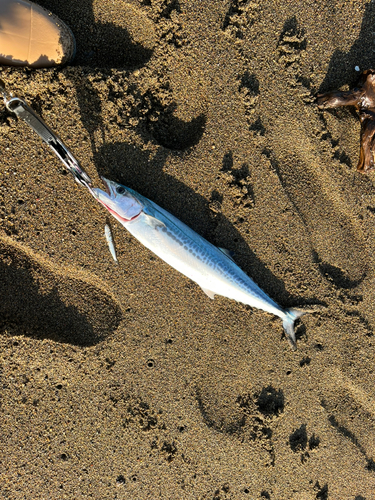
left=218, top=247, right=235, bottom=262
left=143, top=213, right=167, bottom=230
left=200, top=286, right=215, bottom=300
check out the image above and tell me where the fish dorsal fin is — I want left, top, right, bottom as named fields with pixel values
left=218, top=247, right=235, bottom=262
left=200, top=286, right=215, bottom=300
left=143, top=213, right=166, bottom=230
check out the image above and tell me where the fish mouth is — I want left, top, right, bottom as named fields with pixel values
left=101, top=177, right=111, bottom=195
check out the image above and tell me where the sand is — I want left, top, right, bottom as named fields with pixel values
left=0, top=0, right=375, bottom=498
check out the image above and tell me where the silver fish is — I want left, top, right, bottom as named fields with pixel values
left=91, top=177, right=307, bottom=349
left=104, top=224, right=118, bottom=263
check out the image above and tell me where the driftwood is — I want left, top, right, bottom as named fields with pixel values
left=317, top=69, right=375, bottom=173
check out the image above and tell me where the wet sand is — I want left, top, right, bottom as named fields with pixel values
left=1, top=0, right=375, bottom=498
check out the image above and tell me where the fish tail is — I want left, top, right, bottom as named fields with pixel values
left=282, top=308, right=308, bottom=351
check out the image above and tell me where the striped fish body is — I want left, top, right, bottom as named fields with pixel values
left=127, top=198, right=283, bottom=316
left=91, top=178, right=305, bottom=349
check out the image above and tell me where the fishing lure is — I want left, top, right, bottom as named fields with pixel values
left=104, top=223, right=118, bottom=263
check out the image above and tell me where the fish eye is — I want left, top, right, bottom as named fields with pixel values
left=116, top=186, right=125, bottom=194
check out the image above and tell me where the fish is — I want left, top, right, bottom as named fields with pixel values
left=104, top=223, right=118, bottom=263
left=91, top=177, right=307, bottom=350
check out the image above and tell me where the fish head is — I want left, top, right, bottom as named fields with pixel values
left=91, top=177, right=143, bottom=223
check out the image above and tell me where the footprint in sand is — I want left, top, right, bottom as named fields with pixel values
left=288, top=423, right=320, bottom=464
left=319, top=368, right=375, bottom=473
left=220, top=151, right=255, bottom=209
left=135, top=0, right=208, bottom=151
left=238, top=72, right=266, bottom=136
left=276, top=16, right=313, bottom=98
left=139, top=57, right=208, bottom=151
left=196, top=382, right=285, bottom=467
left=78, top=0, right=206, bottom=151
left=277, top=16, right=307, bottom=71
left=222, top=0, right=260, bottom=40
left=264, top=120, right=367, bottom=287
left=0, top=235, right=122, bottom=346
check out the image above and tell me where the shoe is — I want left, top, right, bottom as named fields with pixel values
left=0, top=0, right=76, bottom=68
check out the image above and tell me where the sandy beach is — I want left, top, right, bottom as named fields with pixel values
left=1, top=0, right=375, bottom=498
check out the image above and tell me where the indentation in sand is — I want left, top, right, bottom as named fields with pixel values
left=270, top=117, right=367, bottom=283
left=0, top=235, right=123, bottom=345
left=320, top=367, right=375, bottom=472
